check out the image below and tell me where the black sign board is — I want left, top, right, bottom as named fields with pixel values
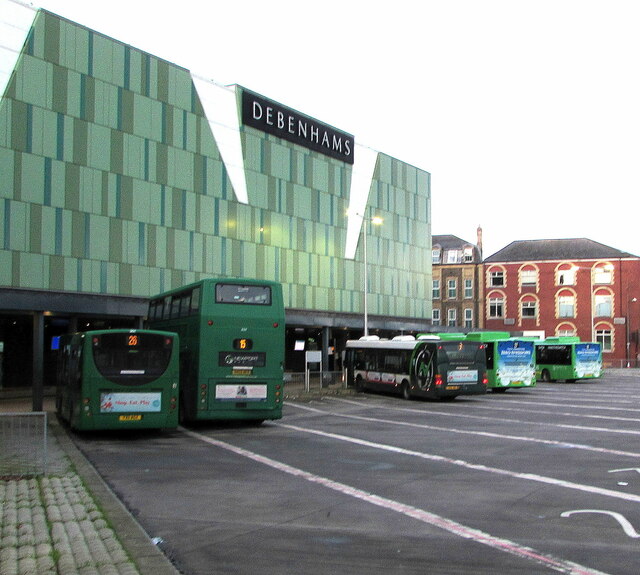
left=242, top=90, right=354, bottom=164
left=219, top=351, right=266, bottom=368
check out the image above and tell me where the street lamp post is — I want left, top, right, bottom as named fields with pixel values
left=627, top=297, right=638, bottom=367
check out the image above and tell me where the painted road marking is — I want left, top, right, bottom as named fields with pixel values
left=183, top=427, right=611, bottom=575
left=276, top=422, right=640, bottom=504
left=321, top=397, right=640, bottom=437
left=285, top=402, right=640, bottom=459
left=561, top=510, right=640, bottom=538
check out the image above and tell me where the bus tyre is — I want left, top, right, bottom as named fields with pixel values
left=402, top=381, right=412, bottom=400
left=541, top=370, right=552, bottom=383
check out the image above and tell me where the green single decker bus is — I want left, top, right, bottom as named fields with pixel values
left=148, top=278, right=285, bottom=423
left=465, top=332, right=536, bottom=392
left=535, top=337, right=603, bottom=382
left=56, top=329, right=180, bottom=431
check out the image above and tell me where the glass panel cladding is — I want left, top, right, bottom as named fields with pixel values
left=0, top=7, right=431, bottom=320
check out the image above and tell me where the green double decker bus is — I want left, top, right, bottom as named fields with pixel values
left=147, top=278, right=285, bottom=423
left=535, top=337, right=603, bottom=382
left=56, top=329, right=180, bottom=431
left=465, top=332, right=536, bottom=392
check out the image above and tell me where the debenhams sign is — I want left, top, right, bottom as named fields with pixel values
left=242, top=90, right=354, bottom=164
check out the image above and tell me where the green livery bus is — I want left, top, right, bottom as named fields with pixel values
left=535, top=337, right=603, bottom=382
left=344, top=335, right=488, bottom=400
left=56, top=329, right=180, bottom=431
left=147, top=278, right=285, bottom=423
left=465, top=332, right=536, bottom=392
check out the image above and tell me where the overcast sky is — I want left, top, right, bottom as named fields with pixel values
left=30, top=0, right=640, bottom=258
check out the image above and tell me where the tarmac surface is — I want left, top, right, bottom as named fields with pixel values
left=0, top=394, right=181, bottom=575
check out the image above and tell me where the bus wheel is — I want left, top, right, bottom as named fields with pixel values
left=491, top=388, right=508, bottom=393
left=402, top=381, right=412, bottom=400
left=541, top=370, right=552, bottom=383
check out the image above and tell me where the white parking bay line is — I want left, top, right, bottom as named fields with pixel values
left=183, top=427, right=610, bottom=575
left=278, top=422, right=640, bottom=505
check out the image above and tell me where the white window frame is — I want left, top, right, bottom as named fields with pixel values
left=489, top=297, right=504, bottom=318
left=464, top=279, right=473, bottom=299
left=490, top=271, right=504, bottom=287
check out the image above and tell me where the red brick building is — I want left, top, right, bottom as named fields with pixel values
left=483, top=239, right=640, bottom=367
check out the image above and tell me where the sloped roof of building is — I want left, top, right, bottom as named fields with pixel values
left=432, top=235, right=476, bottom=249
left=432, top=234, right=482, bottom=263
left=484, top=238, right=638, bottom=263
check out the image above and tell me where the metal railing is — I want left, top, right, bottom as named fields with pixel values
left=0, top=412, right=47, bottom=476
left=284, top=371, right=348, bottom=394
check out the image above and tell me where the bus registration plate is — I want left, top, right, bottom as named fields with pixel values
left=446, top=385, right=460, bottom=391
left=118, top=414, right=142, bottom=421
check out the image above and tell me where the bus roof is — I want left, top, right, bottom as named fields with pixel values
left=345, top=339, right=422, bottom=350
left=538, top=336, right=581, bottom=344
left=465, top=331, right=511, bottom=341
left=150, top=277, right=281, bottom=299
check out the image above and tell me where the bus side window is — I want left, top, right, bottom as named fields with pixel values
left=191, top=287, right=201, bottom=314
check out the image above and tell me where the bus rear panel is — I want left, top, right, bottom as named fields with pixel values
left=56, top=330, right=180, bottom=431
left=148, top=278, right=285, bottom=423
left=465, top=332, right=536, bottom=391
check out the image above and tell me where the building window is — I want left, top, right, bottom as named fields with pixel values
left=595, top=294, right=612, bottom=317
left=596, top=329, right=612, bottom=351
left=490, top=271, right=504, bottom=287
left=432, top=249, right=441, bottom=264
left=557, top=267, right=576, bottom=286
left=448, top=279, right=457, bottom=299
left=558, top=295, right=575, bottom=318
left=447, top=309, right=457, bottom=327
left=489, top=297, right=504, bottom=318
left=432, top=309, right=441, bottom=326
left=557, top=327, right=576, bottom=337
left=464, top=279, right=473, bottom=299
left=464, top=308, right=473, bottom=328
left=521, top=300, right=537, bottom=319
left=446, top=250, right=461, bottom=264
left=520, top=269, right=537, bottom=287
left=463, top=247, right=474, bottom=262
left=432, top=280, right=440, bottom=299
left=594, top=264, right=613, bottom=284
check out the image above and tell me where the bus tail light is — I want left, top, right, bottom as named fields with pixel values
left=273, top=322, right=279, bottom=328
left=200, top=384, right=207, bottom=404
left=275, top=383, right=282, bottom=403
left=482, top=373, right=489, bottom=386
left=83, top=397, right=92, bottom=417
left=435, top=374, right=443, bottom=388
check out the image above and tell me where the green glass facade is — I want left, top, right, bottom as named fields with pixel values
left=0, top=6, right=431, bottom=385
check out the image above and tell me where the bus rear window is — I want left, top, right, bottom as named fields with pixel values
left=215, top=283, right=272, bottom=305
left=92, top=332, right=174, bottom=385
left=439, top=341, right=486, bottom=364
